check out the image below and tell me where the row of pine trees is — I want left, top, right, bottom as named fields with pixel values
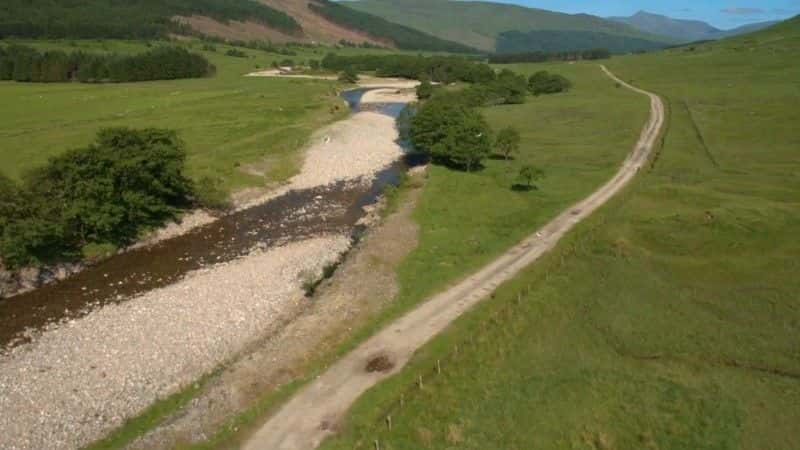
left=0, top=45, right=214, bottom=83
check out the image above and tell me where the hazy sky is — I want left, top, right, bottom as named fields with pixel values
left=481, top=0, right=800, bottom=29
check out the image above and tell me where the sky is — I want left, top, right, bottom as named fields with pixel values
left=486, top=0, right=800, bottom=29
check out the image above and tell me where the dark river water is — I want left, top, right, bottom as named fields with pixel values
left=0, top=89, right=415, bottom=349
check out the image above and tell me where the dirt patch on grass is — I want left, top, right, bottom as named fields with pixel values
left=129, top=176, right=424, bottom=449
left=365, top=353, right=395, bottom=373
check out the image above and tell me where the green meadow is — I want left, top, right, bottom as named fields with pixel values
left=319, top=19, right=800, bottom=450
left=0, top=40, right=356, bottom=191
left=158, top=61, right=651, bottom=450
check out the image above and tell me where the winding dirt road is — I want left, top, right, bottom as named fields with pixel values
left=241, top=66, right=664, bottom=450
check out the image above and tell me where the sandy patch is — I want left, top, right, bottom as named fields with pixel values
left=360, top=87, right=418, bottom=104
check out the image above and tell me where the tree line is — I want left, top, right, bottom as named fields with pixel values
left=0, top=128, right=227, bottom=269
left=489, top=48, right=611, bottom=64
left=308, top=0, right=475, bottom=53
left=0, top=0, right=301, bottom=39
left=321, top=54, right=495, bottom=84
left=407, top=68, right=572, bottom=179
left=0, top=45, right=214, bottom=83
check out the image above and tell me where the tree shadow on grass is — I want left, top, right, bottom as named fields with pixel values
left=511, top=183, right=537, bottom=192
left=488, top=153, right=515, bottom=161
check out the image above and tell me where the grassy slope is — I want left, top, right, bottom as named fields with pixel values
left=0, top=39, right=352, bottom=191
left=319, top=20, right=800, bottom=450
left=346, top=0, right=674, bottom=52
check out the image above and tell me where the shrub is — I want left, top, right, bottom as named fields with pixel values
left=528, top=71, right=572, bottom=96
left=0, top=128, right=195, bottom=268
left=225, top=48, right=247, bottom=58
left=416, top=80, right=434, bottom=100
left=338, top=67, right=359, bottom=84
left=194, top=176, right=230, bottom=210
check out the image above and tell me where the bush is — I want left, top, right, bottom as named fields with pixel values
left=194, top=176, right=230, bottom=210
left=338, top=67, right=359, bottom=84
left=0, top=128, right=195, bottom=268
left=225, top=48, right=247, bottom=58
left=528, top=71, right=572, bottom=96
left=416, top=80, right=434, bottom=100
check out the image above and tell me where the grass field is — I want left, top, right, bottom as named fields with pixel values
left=319, top=19, right=800, bottom=450
left=160, top=61, right=649, bottom=449
left=0, top=39, right=364, bottom=192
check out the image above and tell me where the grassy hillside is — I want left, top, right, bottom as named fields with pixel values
left=307, top=0, right=475, bottom=53
left=0, top=39, right=351, bottom=191
left=345, top=0, right=675, bottom=52
left=496, top=29, right=668, bottom=54
left=319, top=18, right=800, bottom=450
left=609, top=11, right=721, bottom=42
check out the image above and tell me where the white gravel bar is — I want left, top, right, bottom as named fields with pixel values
left=0, top=235, right=350, bottom=450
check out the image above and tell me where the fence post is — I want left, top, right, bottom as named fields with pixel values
left=436, top=359, right=442, bottom=374
left=418, top=374, right=423, bottom=389
left=374, top=439, right=380, bottom=450
left=387, top=415, right=392, bottom=431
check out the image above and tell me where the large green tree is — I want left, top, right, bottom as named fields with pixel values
left=410, top=101, right=492, bottom=171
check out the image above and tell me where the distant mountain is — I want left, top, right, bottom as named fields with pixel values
left=344, top=0, right=676, bottom=53
left=716, top=20, right=782, bottom=39
left=609, top=11, right=779, bottom=43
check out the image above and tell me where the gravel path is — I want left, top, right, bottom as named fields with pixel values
left=0, top=235, right=350, bottom=450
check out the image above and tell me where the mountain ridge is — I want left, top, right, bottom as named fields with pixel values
left=343, top=0, right=677, bottom=52
left=609, top=10, right=780, bottom=42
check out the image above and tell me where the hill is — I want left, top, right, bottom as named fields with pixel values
left=0, top=0, right=473, bottom=52
left=343, top=0, right=676, bottom=52
left=610, top=10, right=780, bottom=42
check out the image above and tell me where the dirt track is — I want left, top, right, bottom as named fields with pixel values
left=241, top=66, right=665, bottom=450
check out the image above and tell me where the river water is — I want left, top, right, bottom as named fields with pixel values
left=0, top=89, right=414, bottom=349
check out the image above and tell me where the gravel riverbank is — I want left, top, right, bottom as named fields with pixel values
left=0, top=235, right=350, bottom=450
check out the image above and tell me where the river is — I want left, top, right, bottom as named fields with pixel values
left=0, top=88, right=415, bottom=350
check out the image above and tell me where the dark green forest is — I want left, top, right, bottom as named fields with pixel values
left=0, top=0, right=301, bottom=39
left=308, top=0, right=475, bottom=53
left=489, top=48, right=611, bottom=64
left=496, top=30, right=666, bottom=54
left=0, top=45, right=213, bottom=83
left=0, top=129, right=199, bottom=268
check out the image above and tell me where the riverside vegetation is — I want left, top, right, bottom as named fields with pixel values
left=319, top=17, right=800, bottom=450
